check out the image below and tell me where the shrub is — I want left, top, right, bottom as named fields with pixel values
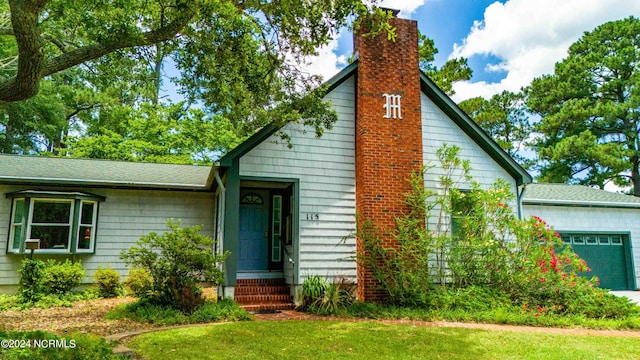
left=355, top=144, right=638, bottom=319
left=124, top=268, right=153, bottom=298
left=297, top=276, right=355, bottom=315
left=108, top=298, right=251, bottom=325
left=93, top=267, right=123, bottom=298
left=17, top=259, right=46, bottom=303
left=41, top=260, right=85, bottom=296
left=120, top=219, right=229, bottom=313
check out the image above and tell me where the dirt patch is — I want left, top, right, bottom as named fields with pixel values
left=0, top=296, right=155, bottom=336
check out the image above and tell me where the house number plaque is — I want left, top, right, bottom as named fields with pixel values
left=306, top=213, right=320, bottom=221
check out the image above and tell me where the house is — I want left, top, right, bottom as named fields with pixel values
left=522, top=183, right=639, bottom=290
left=0, top=13, right=637, bottom=307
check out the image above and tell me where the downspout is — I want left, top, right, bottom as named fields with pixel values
left=214, top=167, right=226, bottom=255
left=517, top=183, right=527, bottom=220
left=214, top=167, right=226, bottom=299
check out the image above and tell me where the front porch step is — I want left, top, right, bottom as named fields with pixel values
left=235, top=285, right=290, bottom=295
left=235, top=294, right=292, bottom=304
left=235, top=278, right=294, bottom=312
left=241, top=303, right=296, bottom=312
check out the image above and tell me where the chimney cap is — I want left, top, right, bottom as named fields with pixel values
left=379, top=7, right=401, bottom=17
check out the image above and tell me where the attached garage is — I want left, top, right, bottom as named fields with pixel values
left=522, top=184, right=639, bottom=290
left=559, top=233, right=632, bottom=290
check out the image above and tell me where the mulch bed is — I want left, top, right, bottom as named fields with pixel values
left=0, top=296, right=156, bottom=336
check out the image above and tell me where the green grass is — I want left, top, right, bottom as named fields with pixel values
left=330, top=302, right=640, bottom=330
left=127, top=321, right=640, bottom=360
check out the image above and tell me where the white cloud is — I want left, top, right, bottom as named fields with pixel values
left=450, top=0, right=640, bottom=102
left=379, top=0, right=427, bottom=16
left=296, top=38, right=349, bottom=82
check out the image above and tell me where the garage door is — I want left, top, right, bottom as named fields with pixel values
left=560, top=234, right=631, bottom=290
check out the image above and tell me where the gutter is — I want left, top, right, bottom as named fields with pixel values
left=0, top=176, right=207, bottom=190
left=522, top=198, right=640, bottom=209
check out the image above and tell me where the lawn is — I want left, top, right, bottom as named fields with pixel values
left=127, top=321, right=640, bottom=360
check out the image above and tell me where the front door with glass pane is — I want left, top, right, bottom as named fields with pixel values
left=238, top=190, right=269, bottom=271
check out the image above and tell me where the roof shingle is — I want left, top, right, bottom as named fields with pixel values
left=0, top=155, right=213, bottom=190
left=523, top=183, right=640, bottom=208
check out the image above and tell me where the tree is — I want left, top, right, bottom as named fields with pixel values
left=527, top=17, right=640, bottom=194
left=459, top=90, right=532, bottom=164
left=418, top=31, right=472, bottom=95
left=0, top=0, right=393, bottom=133
left=120, top=220, right=229, bottom=312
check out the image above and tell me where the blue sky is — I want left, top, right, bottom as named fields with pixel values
left=301, top=0, right=640, bottom=102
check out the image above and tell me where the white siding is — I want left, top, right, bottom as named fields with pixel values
left=239, top=76, right=357, bottom=282
left=0, top=185, right=214, bottom=291
left=421, top=92, right=519, bottom=230
left=522, top=204, right=640, bottom=288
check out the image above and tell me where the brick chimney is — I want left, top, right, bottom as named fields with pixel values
left=354, top=12, right=424, bottom=301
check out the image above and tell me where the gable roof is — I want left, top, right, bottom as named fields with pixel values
left=522, top=183, right=640, bottom=208
left=219, top=61, right=532, bottom=186
left=0, top=154, right=213, bottom=190
left=218, top=61, right=359, bottom=168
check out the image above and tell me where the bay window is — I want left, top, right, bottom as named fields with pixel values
left=6, top=191, right=104, bottom=254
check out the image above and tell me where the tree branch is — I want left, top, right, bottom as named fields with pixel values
left=0, top=1, right=195, bottom=102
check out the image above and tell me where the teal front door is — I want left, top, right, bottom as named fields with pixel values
left=238, top=191, right=269, bottom=271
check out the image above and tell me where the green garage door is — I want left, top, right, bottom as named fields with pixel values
left=560, top=234, right=631, bottom=290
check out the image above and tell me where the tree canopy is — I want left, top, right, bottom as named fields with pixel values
left=0, top=1, right=472, bottom=163
left=527, top=16, right=640, bottom=195
left=0, top=0, right=396, bottom=161
left=458, top=90, right=532, bottom=165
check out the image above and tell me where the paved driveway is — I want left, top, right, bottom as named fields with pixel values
left=610, top=291, right=640, bottom=305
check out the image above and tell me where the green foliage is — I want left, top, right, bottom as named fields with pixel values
left=123, top=268, right=153, bottom=298
left=458, top=90, right=533, bottom=165
left=107, top=298, right=251, bottom=325
left=1, top=291, right=98, bottom=311
left=355, top=143, right=638, bottom=319
left=120, top=219, right=229, bottom=313
left=427, top=286, right=514, bottom=312
left=0, top=1, right=396, bottom=162
left=17, top=259, right=46, bottom=303
left=93, top=267, right=123, bottom=298
left=418, top=31, right=472, bottom=95
left=0, top=330, right=121, bottom=360
left=41, top=260, right=85, bottom=296
left=527, top=16, right=640, bottom=194
left=297, top=276, right=355, bottom=315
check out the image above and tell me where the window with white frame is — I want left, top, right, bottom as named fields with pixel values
left=6, top=191, right=103, bottom=254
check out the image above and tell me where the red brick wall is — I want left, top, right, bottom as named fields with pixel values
left=354, top=17, right=424, bottom=302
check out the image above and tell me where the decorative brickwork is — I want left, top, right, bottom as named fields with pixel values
left=354, top=16, right=424, bottom=302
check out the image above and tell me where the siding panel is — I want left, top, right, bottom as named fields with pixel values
left=421, top=93, right=519, bottom=231
left=239, top=76, right=357, bottom=283
left=0, top=185, right=214, bottom=290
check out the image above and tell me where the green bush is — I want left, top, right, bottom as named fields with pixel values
left=41, top=260, right=85, bottom=296
left=297, top=276, right=355, bottom=315
left=93, top=267, right=123, bottom=298
left=17, top=259, right=46, bottom=303
left=120, top=219, right=229, bottom=313
left=354, top=144, right=639, bottom=320
left=0, top=330, right=120, bottom=360
left=123, top=268, right=153, bottom=298
left=108, top=298, right=251, bottom=325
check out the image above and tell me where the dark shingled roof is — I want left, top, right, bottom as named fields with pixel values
left=523, top=183, right=640, bottom=208
left=0, top=154, right=214, bottom=190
